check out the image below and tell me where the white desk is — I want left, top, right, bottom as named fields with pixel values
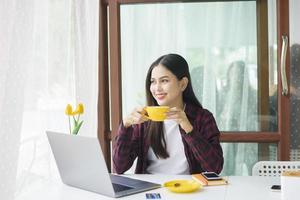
left=16, top=175, right=281, bottom=200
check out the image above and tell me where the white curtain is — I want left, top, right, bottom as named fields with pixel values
left=0, top=0, right=99, bottom=199
left=120, top=2, right=261, bottom=175
left=290, top=0, right=300, bottom=160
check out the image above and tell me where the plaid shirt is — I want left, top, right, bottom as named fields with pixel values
left=113, top=103, right=223, bottom=174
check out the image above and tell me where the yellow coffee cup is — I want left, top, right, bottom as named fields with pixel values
left=145, top=106, right=170, bottom=121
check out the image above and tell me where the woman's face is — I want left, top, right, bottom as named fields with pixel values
left=150, top=64, right=185, bottom=107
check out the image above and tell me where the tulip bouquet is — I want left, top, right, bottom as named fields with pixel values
left=65, top=103, right=84, bottom=135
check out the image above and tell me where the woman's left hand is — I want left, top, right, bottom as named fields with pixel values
left=166, top=107, right=193, bottom=133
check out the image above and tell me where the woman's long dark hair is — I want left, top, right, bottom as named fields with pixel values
left=145, top=53, right=202, bottom=158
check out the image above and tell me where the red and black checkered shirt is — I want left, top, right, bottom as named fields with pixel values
left=113, top=103, right=223, bottom=174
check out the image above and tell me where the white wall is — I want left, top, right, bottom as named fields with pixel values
left=290, top=0, right=300, bottom=44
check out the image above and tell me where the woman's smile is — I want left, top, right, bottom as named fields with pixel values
left=155, top=93, right=167, bottom=100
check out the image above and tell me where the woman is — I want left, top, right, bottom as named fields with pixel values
left=113, top=54, right=223, bottom=174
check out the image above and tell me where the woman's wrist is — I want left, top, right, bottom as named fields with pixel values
left=123, top=118, right=132, bottom=128
left=180, top=121, right=193, bottom=134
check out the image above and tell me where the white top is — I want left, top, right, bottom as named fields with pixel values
left=146, top=119, right=189, bottom=174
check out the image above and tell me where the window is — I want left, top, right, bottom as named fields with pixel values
left=98, top=0, right=290, bottom=175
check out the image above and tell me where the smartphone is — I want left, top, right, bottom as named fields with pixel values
left=270, top=185, right=281, bottom=191
left=201, top=172, right=222, bottom=180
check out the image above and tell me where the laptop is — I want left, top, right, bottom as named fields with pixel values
left=46, top=131, right=161, bottom=198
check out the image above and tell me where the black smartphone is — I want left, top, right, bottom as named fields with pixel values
left=201, top=172, right=222, bottom=180
left=270, top=185, right=281, bottom=191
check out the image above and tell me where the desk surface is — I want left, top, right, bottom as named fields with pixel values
left=16, top=175, right=281, bottom=200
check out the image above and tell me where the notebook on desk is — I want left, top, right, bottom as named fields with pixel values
left=46, top=131, right=160, bottom=198
left=192, top=173, right=228, bottom=186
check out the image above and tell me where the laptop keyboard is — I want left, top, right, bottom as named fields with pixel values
left=112, top=183, right=134, bottom=192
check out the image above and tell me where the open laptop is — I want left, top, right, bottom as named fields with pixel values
left=46, top=131, right=161, bottom=198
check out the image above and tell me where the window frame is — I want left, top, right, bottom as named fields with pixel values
left=98, top=0, right=290, bottom=171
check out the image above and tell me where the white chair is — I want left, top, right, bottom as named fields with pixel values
left=252, top=161, right=300, bottom=176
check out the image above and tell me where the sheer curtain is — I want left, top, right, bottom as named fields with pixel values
left=0, top=1, right=99, bottom=199
left=121, top=2, right=259, bottom=175
left=290, top=0, right=300, bottom=161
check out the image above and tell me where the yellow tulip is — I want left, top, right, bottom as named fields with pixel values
left=65, top=103, right=84, bottom=135
left=73, top=103, right=84, bottom=115
left=65, top=104, right=73, bottom=115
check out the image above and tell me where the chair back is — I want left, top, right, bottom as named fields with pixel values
left=252, top=161, right=300, bottom=176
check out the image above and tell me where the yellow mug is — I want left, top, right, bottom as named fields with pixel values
left=145, top=106, right=170, bottom=121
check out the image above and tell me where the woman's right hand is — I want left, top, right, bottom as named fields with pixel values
left=123, top=106, right=149, bottom=128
